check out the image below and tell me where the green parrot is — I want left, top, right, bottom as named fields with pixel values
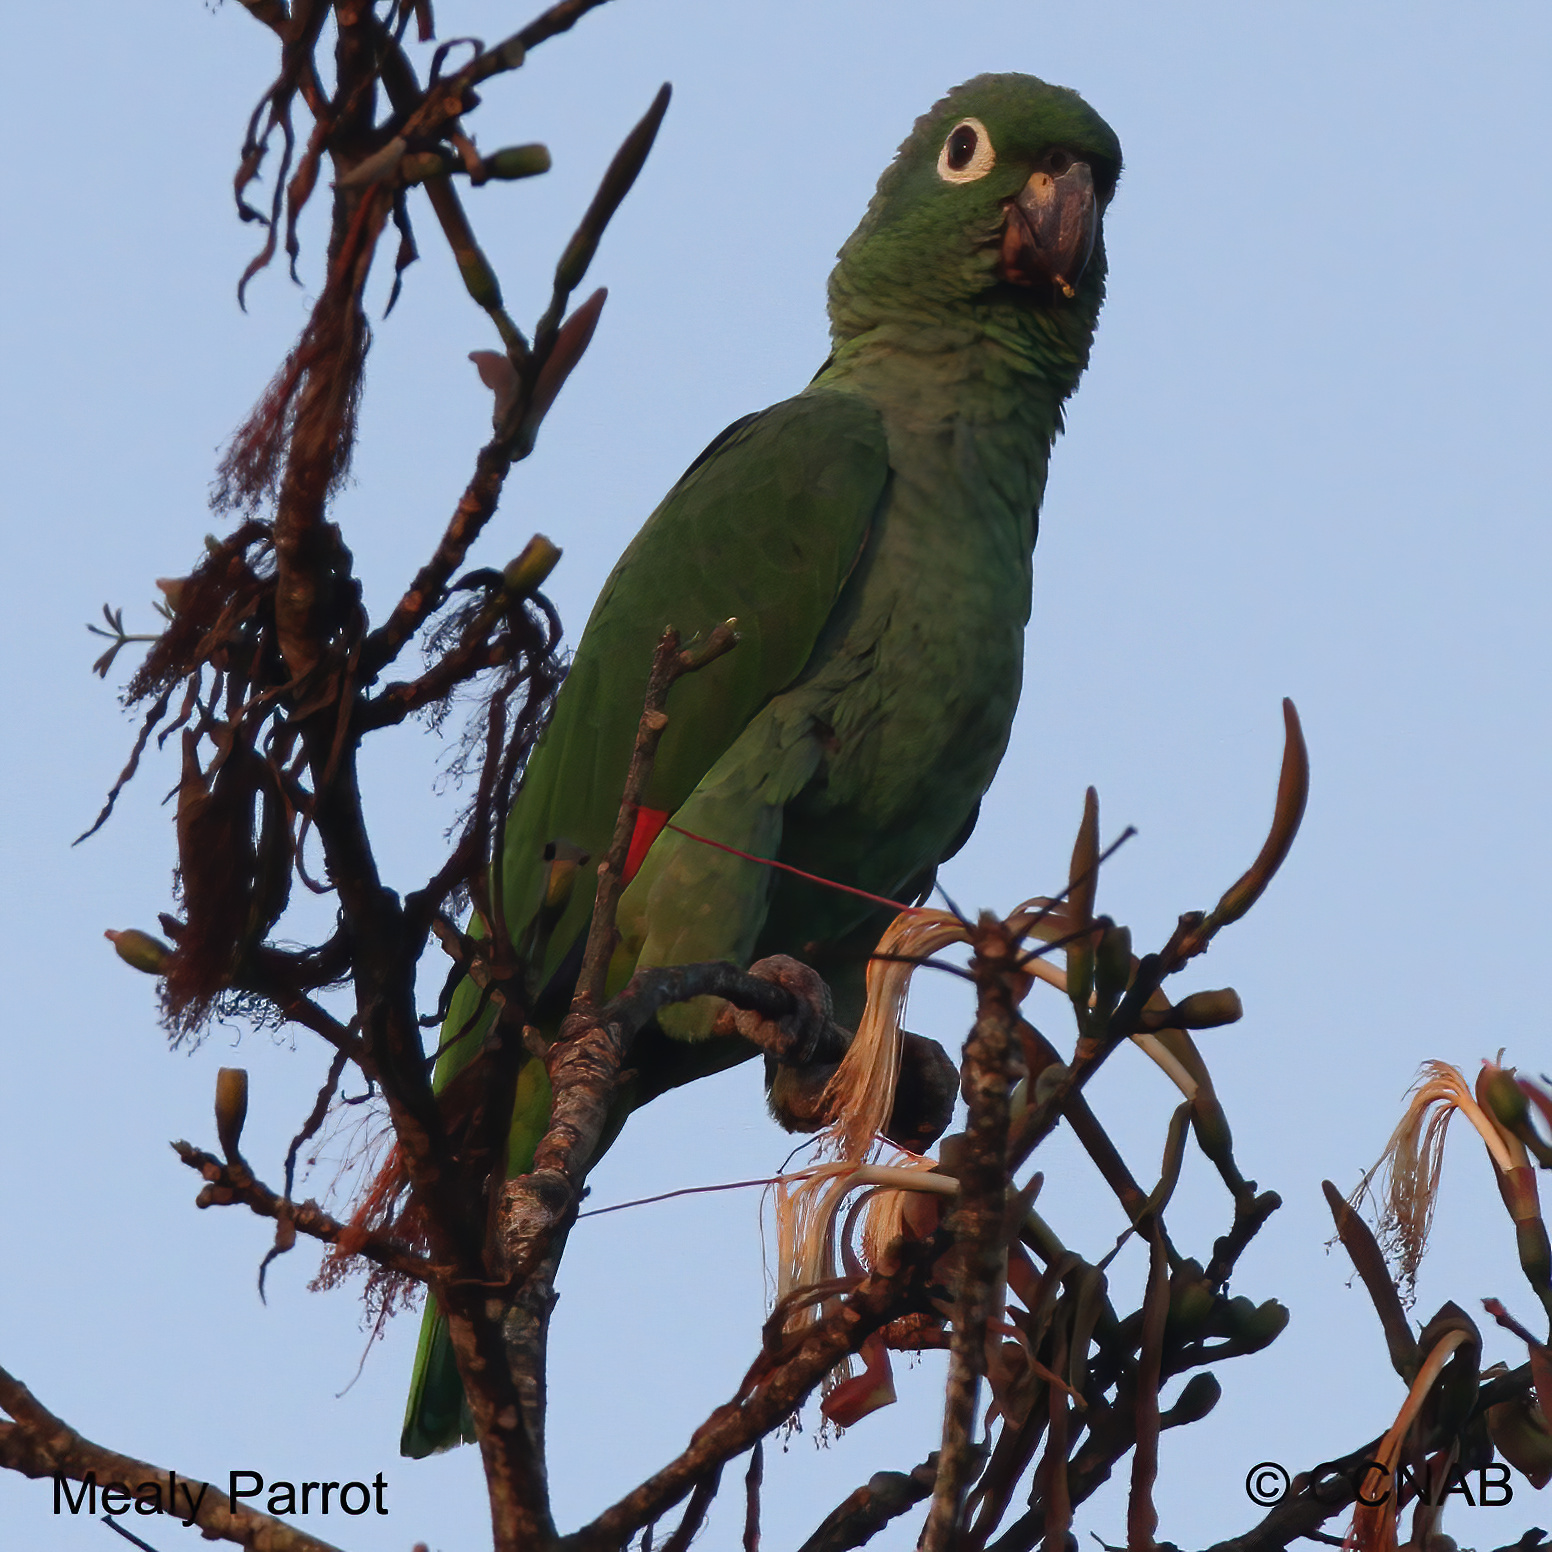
left=402, top=71, right=1121, bottom=1456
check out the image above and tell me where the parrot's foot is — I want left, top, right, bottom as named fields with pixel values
left=765, top=1053, right=842, bottom=1133
left=721, top=954, right=844, bottom=1134
left=726, top=955, right=838, bottom=1068
left=721, top=955, right=958, bottom=1150
left=764, top=1028, right=958, bottom=1149
left=728, top=952, right=957, bottom=1150
left=886, top=1032, right=959, bottom=1153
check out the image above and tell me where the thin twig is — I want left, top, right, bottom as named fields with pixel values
left=1126, top=1224, right=1168, bottom=1552
left=171, top=1142, right=434, bottom=1282
left=659, top=1462, right=723, bottom=1552
left=743, top=1441, right=763, bottom=1552
left=577, top=1176, right=788, bottom=1219
left=284, top=1047, right=349, bottom=1200
left=563, top=1234, right=944, bottom=1552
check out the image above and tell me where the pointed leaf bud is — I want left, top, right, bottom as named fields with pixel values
left=1209, top=699, right=1308, bottom=930
left=517, top=289, right=608, bottom=449
left=1065, top=787, right=1099, bottom=1026
left=552, top=86, right=670, bottom=296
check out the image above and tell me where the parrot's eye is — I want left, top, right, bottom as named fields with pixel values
left=1043, top=148, right=1073, bottom=176
left=946, top=125, right=978, bottom=168
left=937, top=117, right=996, bottom=184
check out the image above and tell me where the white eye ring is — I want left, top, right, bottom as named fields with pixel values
left=936, top=117, right=996, bottom=183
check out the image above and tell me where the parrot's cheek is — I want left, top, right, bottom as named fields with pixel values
left=998, top=161, right=1098, bottom=298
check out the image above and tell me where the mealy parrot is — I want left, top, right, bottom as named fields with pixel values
left=401, top=71, right=1121, bottom=1456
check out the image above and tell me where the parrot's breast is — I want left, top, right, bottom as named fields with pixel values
left=758, top=357, right=1057, bottom=970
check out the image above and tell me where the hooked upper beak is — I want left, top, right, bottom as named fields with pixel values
left=999, top=160, right=1098, bottom=298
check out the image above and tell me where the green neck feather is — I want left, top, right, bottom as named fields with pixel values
left=820, top=254, right=1106, bottom=444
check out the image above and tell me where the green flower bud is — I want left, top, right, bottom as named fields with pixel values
left=104, top=928, right=171, bottom=975
left=215, top=1067, right=249, bottom=1163
left=1172, top=988, right=1243, bottom=1029
left=1163, top=1371, right=1221, bottom=1427
left=483, top=144, right=551, bottom=180
left=1167, top=1259, right=1215, bottom=1339
left=504, top=535, right=562, bottom=596
left=1227, top=1295, right=1289, bottom=1351
left=1483, top=1065, right=1532, bottom=1133
left=1488, top=1393, right=1552, bottom=1489
left=1092, top=920, right=1131, bottom=1020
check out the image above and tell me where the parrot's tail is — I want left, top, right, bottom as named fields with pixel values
left=401, top=1296, right=478, bottom=1457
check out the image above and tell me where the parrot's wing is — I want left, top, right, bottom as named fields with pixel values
left=403, top=390, right=891, bottom=1459
left=499, top=385, right=892, bottom=998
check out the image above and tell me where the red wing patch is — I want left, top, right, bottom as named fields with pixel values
left=623, top=806, right=671, bottom=883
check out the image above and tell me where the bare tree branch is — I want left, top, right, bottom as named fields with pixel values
left=924, top=917, right=1020, bottom=1549
left=0, top=1366, right=345, bottom=1552
left=565, top=1238, right=944, bottom=1552
left=172, top=1140, right=434, bottom=1282
left=797, top=1456, right=938, bottom=1552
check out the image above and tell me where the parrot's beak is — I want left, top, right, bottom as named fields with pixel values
left=999, top=160, right=1097, bottom=298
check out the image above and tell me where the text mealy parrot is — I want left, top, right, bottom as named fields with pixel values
left=401, top=71, right=1121, bottom=1456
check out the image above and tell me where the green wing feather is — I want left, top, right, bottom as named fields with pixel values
left=500, top=387, right=891, bottom=1001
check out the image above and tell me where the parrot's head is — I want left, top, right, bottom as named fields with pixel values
left=828, top=74, right=1122, bottom=351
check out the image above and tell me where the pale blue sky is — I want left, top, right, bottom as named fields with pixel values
left=3, top=3, right=1551, bottom=1549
